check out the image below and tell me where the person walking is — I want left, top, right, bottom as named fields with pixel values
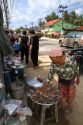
left=46, top=47, right=80, bottom=112
left=20, top=31, right=29, bottom=64
left=29, top=29, right=39, bottom=67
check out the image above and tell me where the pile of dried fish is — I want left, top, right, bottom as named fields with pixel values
left=30, top=83, right=60, bottom=104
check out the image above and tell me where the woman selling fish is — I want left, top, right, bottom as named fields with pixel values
left=46, top=47, right=80, bottom=112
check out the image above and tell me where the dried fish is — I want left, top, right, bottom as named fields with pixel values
left=30, top=83, right=60, bottom=104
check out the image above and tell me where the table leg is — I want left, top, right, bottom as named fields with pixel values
left=40, top=106, right=46, bottom=125
left=55, top=103, right=58, bottom=123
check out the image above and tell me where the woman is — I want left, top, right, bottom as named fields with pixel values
left=46, top=47, right=80, bottom=111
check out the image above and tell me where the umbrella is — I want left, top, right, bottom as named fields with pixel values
left=0, top=6, right=12, bottom=56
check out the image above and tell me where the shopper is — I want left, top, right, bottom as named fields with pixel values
left=29, top=29, right=39, bottom=67
left=20, top=31, right=29, bottom=64
left=9, top=33, right=16, bottom=47
left=46, top=47, right=80, bottom=112
left=14, top=38, right=20, bottom=56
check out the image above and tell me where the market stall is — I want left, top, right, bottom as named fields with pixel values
left=3, top=56, right=25, bottom=98
left=26, top=77, right=61, bottom=125
left=0, top=6, right=32, bottom=125
left=0, top=5, right=12, bottom=124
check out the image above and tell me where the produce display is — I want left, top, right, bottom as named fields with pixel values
left=30, top=82, right=60, bottom=104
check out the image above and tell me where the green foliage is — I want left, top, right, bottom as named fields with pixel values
left=45, top=10, right=83, bottom=26
left=63, top=11, right=83, bottom=26
left=15, top=28, right=21, bottom=34
left=45, top=11, right=59, bottom=22
left=63, top=11, right=70, bottom=22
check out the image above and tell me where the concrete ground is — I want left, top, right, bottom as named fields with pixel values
left=25, top=37, right=83, bottom=125
left=26, top=55, right=83, bottom=125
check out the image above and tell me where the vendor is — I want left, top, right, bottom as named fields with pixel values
left=46, top=47, right=80, bottom=111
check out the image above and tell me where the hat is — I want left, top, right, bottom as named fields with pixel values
left=49, top=47, right=63, bottom=57
left=49, top=47, right=65, bottom=64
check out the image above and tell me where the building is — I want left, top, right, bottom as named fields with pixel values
left=63, top=26, right=83, bottom=32
left=42, top=19, right=74, bottom=38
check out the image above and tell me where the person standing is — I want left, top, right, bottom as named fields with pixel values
left=14, top=38, right=20, bottom=56
left=9, top=33, right=16, bottom=48
left=20, top=31, right=29, bottom=64
left=29, top=29, right=39, bottom=67
left=46, top=47, right=80, bottom=112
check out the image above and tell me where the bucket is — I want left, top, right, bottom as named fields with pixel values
left=11, top=81, right=25, bottom=99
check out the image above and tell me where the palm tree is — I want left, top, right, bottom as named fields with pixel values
left=69, top=11, right=77, bottom=24
left=63, top=10, right=70, bottom=22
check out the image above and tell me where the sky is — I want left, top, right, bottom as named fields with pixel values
left=8, top=0, right=83, bottom=29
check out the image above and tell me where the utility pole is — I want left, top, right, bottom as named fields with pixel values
left=31, top=22, right=34, bottom=28
left=2, top=0, right=9, bottom=28
left=38, top=18, right=42, bottom=30
left=58, top=5, right=67, bottom=29
left=0, top=0, right=3, bottom=6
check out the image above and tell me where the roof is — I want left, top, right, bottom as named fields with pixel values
left=45, top=19, right=62, bottom=27
left=76, top=26, right=83, bottom=31
left=63, top=26, right=83, bottom=31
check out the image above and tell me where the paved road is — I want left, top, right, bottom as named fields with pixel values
left=39, top=37, right=83, bottom=125
left=26, top=37, right=83, bottom=125
left=39, top=37, right=59, bottom=67
left=39, top=37, right=59, bottom=55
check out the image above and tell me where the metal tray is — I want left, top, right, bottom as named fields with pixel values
left=26, top=78, right=43, bottom=88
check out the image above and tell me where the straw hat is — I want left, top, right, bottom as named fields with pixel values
left=49, top=47, right=63, bottom=57
left=49, top=47, right=65, bottom=64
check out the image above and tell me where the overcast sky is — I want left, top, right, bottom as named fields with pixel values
left=8, top=0, right=83, bottom=29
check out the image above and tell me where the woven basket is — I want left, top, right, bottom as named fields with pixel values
left=49, top=55, right=65, bottom=64
left=49, top=56, right=57, bottom=63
